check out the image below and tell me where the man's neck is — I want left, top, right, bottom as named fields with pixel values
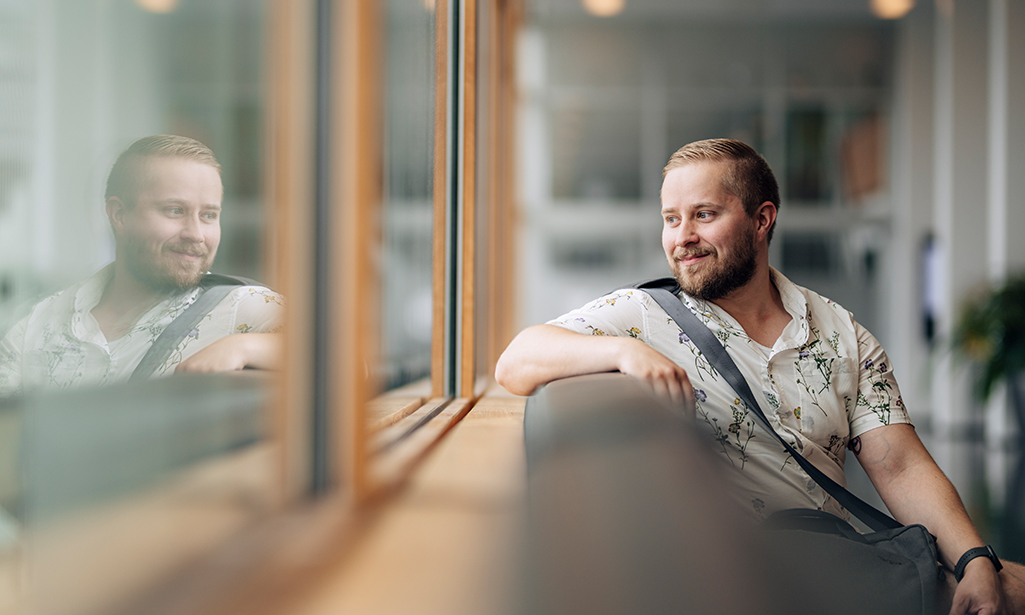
left=707, top=262, right=791, bottom=349
left=90, top=264, right=175, bottom=342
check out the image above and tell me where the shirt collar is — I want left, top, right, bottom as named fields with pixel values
left=73, top=264, right=115, bottom=315
left=679, top=267, right=811, bottom=351
left=69, top=264, right=203, bottom=343
left=769, top=267, right=811, bottom=350
left=70, top=265, right=115, bottom=343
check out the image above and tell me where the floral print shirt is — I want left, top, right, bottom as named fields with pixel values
left=0, top=265, right=285, bottom=396
left=547, top=268, right=911, bottom=520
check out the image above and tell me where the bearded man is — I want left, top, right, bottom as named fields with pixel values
left=496, top=138, right=1025, bottom=614
left=0, top=135, right=283, bottom=395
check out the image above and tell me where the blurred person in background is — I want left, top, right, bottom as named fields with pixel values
left=497, top=138, right=1025, bottom=615
left=0, top=135, right=283, bottom=396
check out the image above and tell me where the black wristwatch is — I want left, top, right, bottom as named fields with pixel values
left=953, top=545, right=1003, bottom=582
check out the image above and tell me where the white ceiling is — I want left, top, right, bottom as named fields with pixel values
left=531, top=0, right=909, bottom=22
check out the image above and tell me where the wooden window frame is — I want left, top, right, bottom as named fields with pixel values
left=268, top=0, right=522, bottom=504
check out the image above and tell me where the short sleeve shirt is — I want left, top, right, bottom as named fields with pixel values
left=547, top=268, right=911, bottom=520
left=0, top=265, right=285, bottom=395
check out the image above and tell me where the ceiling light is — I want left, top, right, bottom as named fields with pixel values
left=134, top=0, right=181, bottom=14
left=870, top=0, right=914, bottom=19
left=581, top=0, right=625, bottom=18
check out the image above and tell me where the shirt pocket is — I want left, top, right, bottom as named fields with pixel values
left=788, top=355, right=858, bottom=458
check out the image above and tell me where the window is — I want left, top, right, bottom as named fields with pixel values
left=0, top=0, right=522, bottom=610
left=0, top=1, right=281, bottom=612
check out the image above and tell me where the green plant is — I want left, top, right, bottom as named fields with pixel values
left=954, top=276, right=1025, bottom=400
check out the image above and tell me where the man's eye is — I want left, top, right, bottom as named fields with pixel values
left=664, top=216, right=679, bottom=224
left=167, top=207, right=183, bottom=216
left=202, top=212, right=219, bottom=220
left=696, top=211, right=712, bottom=220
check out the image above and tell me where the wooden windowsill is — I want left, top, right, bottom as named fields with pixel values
left=273, top=390, right=527, bottom=615
left=103, top=386, right=528, bottom=615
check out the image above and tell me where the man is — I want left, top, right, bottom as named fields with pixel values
left=496, top=139, right=1024, bottom=614
left=0, top=134, right=283, bottom=395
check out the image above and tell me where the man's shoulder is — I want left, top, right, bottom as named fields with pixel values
left=198, top=273, right=282, bottom=302
left=0, top=280, right=85, bottom=352
left=584, top=287, right=660, bottom=311
left=789, top=282, right=834, bottom=308
left=21, top=265, right=115, bottom=320
left=21, top=279, right=86, bottom=320
left=796, top=285, right=853, bottom=317
left=772, top=269, right=855, bottom=321
left=216, top=283, right=285, bottom=313
left=546, top=286, right=674, bottom=342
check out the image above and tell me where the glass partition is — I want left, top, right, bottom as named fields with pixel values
left=378, top=0, right=436, bottom=393
left=0, top=0, right=279, bottom=610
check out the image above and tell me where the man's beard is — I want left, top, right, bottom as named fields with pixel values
left=123, top=235, right=213, bottom=293
left=671, top=226, right=758, bottom=301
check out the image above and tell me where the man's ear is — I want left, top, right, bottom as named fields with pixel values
left=106, top=197, right=128, bottom=235
left=754, top=201, right=777, bottom=241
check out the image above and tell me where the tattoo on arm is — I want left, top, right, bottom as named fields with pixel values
left=848, top=436, right=862, bottom=456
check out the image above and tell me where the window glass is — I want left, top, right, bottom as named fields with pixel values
left=666, top=100, right=764, bottom=165
left=550, top=102, right=641, bottom=200
left=0, top=1, right=277, bottom=611
left=785, top=106, right=832, bottom=203
left=380, top=0, right=436, bottom=391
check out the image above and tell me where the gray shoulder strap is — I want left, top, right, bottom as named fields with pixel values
left=634, top=281, right=901, bottom=532
left=129, top=281, right=244, bottom=381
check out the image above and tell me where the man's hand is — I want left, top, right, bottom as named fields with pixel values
left=175, top=332, right=281, bottom=373
left=949, top=559, right=1004, bottom=615
left=615, top=336, right=694, bottom=414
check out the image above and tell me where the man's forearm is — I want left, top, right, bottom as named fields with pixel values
left=494, top=324, right=629, bottom=396
left=237, top=332, right=281, bottom=371
left=175, top=332, right=282, bottom=373
left=878, top=454, right=1008, bottom=612
left=858, top=424, right=1007, bottom=613
left=859, top=425, right=985, bottom=569
left=877, top=453, right=985, bottom=570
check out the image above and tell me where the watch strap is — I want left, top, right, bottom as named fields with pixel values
left=953, top=545, right=1002, bottom=582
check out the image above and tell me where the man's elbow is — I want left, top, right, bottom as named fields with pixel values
left=496, top=324, right=568, bottom=396
left=494, top=352, right=536, bottom=397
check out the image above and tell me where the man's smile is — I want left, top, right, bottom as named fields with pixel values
left=675, top=248, right=715, bottom=267
left=166, top=246, right=207, bottom=261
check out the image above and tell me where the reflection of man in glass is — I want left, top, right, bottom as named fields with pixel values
left=0, top=135, right=283, bottom=395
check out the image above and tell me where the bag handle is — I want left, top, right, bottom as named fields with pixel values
left=632, top=277, right=902, bottom=533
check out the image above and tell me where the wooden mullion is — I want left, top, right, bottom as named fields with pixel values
left=485, top=0, right=501, bottom=379
left=265, top=0, right=315, bottom=504
left=432, top=0, right=451, bottom=399
left=459, top=0, right=479, bottom=399
left=334, top=0, right=381, bottom=503
left=494, top=0, right=522, bottom=360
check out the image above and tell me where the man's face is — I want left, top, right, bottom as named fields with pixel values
left=660, top=161, right=758, bottom=301
left=116, top=157, right=222, bottom=292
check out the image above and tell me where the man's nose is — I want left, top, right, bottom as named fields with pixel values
left=673, top=220, right=699, bottom=248
left=180, top=214, right=204, bottom=242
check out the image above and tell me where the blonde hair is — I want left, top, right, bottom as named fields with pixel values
left=105, top=134, right=221, bottom=203
left=663, top=138, right=779, bottom=243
